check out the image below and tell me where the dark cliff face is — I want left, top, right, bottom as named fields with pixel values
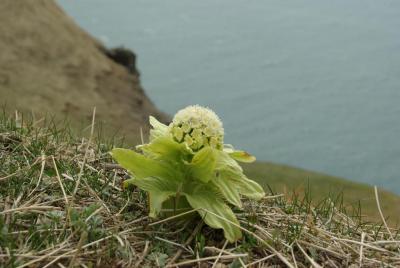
left=103, top=47, right=140, bottom=77
left=0, top=0, right=169, bottom=143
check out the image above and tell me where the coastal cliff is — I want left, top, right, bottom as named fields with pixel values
left=0, top=0, right=168, bottom=141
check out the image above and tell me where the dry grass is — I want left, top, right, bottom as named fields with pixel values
left=243, top=162, right=400, bottom=226
left=1, top=113, right=399, bottom=267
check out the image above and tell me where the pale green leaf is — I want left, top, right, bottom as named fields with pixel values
left=215, top=150, right=243, bottom=172
left=211, top=173, right=242, bottom=207
left=183, top=184, right=242, bottom=242
left=149, top=116, right=169, bottom=140
left=131, top=176, right=179, bottom=193
left=228, top=150, right=256, bottom=163
left=148, top=192, right=173, bottom=218
left=124, top=176, right=179, bottom=217
left=188, top=147, right=217, bottom=183
left=139, top=136, right=191, bottom=162
left=111, top=148, right=180, bottom=180
left=222, top=144, right=235, bottom=153
left=214, top=150, right=264, bottom=200
left=221, top=169, right=265, bottom=200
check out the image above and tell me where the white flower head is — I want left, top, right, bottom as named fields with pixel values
left=169, top=105, right=224, bottom=151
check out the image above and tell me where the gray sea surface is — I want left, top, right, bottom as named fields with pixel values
left=58, top=0, right=400, bottom=193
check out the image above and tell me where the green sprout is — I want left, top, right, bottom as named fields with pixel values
left=111, top=105, right=265, bottom=242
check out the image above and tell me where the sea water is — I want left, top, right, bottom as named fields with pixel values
left=58, top=0, right=400, bottom=193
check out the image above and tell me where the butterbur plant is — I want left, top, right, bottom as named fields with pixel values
left=111, top=105, right=265, bottom=242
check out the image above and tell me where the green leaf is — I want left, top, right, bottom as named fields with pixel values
left=139, top=136, right=191, bottom=162
left=183, top=184, right=242, bottom=242
left=188, top=147, right=217, bottom=183
left=221, top=169, right=265, bottom=200
left=228, top=150, right=256, bottom=163
left=149, top=116, right=169, bottom=140
left=112, top=148, right=183, bottom=217
left=211, top=172, right=242, bottom=207
left=111, top=148, right=179, bottom=180
left=130, top=176, right=179, bottom=217
left=214, top=150, right=264, bottom=200
left=148, top=192, right=172, bottom=218
left=215, top=150, right=243, bottom=172
left=130, top=176, right=178, bottom=193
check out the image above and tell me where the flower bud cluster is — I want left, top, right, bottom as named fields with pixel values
left=169, top=105, right=224, bottom=151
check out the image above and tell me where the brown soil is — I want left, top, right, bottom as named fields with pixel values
left=0, top=0, right=169, bottom=143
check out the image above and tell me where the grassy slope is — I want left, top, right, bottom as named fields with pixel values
left=1, top=115, right=400, bottom=267
left=243, top=161, right=400, bottom=226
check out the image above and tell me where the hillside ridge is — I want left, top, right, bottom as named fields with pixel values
left=0, top=0, right=168, bottom=142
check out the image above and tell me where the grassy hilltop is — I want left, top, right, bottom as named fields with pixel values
left=1, top=114, right=399, bottom=267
